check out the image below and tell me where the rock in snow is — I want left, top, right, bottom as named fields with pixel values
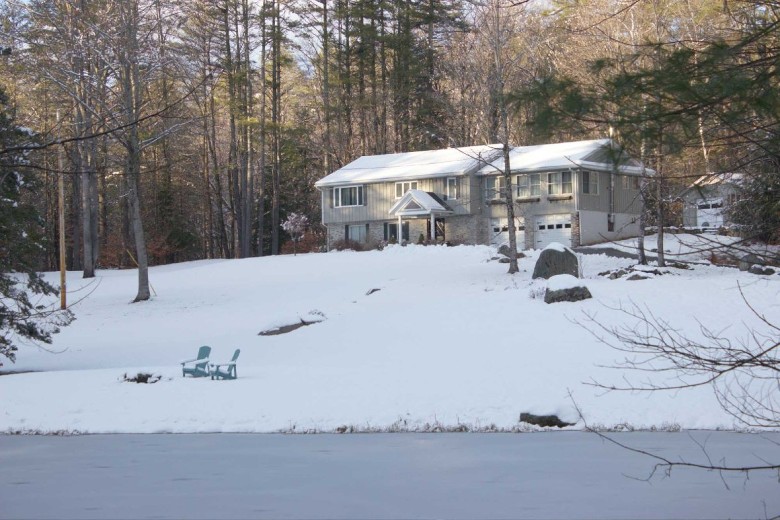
left=544, top=274, right=592, bottom=304
left=532, top=242, right=579, bottom=279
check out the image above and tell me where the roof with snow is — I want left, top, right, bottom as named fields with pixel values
left=477, top=139, right=651, bottom=176
left=315, top=145, right=503, bottom=187
left=689, top=172, right=744, bottom=188
left=389, top=190, right=452, bottom=217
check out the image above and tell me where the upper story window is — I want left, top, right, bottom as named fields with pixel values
left=516, top=173, right=541, bottom=198
left=333, top=185, right=364, bottom=207
left=485, top=175, right=505, bottom=200
left=582, top=170, right=599, bottom=195
left=548, top=171, right=572, bottom=195
left=395, top=181, right=418, bottom=198
left=622, top=175, right=640, bottom=191
left=446, top=177, right=458, bottom=200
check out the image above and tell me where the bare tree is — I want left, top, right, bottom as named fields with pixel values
left=577, top=287, right=779, bottom=473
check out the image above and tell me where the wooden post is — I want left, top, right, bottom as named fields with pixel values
left=57, top=111, right=67, bottom=310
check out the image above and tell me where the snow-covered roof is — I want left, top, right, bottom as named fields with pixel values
left=691, top=172, right=744, bottom=187
left=388, top=190, right=452, bottom=216
left=477, top=139, right=652, bottom=176
left=315, top=145, right=503, bottom=187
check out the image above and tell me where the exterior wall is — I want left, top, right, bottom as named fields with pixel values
left=323, top=169, right=645, bottom=249
left=578, top=210, right=639, bottom=245
left=446, top=214, right=480, bottom=245
left=321, top=175, right=472, bottom=225
left=577, top=170, right=643, bottom=214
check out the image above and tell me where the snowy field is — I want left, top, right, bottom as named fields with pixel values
left=1, top=233, right=778, bottom=434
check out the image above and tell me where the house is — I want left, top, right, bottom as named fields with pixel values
left=314, top=139, right=652, bottom=250
left=680, top=173, right=744, bottom=228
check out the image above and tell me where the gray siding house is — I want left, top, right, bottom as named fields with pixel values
left=680, top=173, right=744, bottom=228
left=315, top=139, right=651, bottom=250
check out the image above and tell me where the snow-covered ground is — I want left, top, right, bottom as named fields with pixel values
left=1, top=234, right=778, bottom=434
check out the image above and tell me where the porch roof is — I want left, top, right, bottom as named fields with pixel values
left=389, top=190, right=453, bottom=217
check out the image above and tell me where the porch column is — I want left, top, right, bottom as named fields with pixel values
left=398, top=214, right=402, bottom=243
left=430, top=213, right=436, bottom=242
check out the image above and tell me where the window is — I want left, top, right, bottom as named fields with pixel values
left=622, top=176, right=640, bottom=190
left=548, top=172, right=572, bottom=195
left=395, top=181, right=418, bottom=198
left=333, top=185, right=364, bottom=207
left=347, top=224, right=367, bottom=243
left=485, top=176, right=505, bottom=200
left=516, top=173, right=541, bottom=198
left=446, top=177, right=458, bottom=200
left=582, top=170, right=599, bottom=195
left=383, top=222, right=409, bottom=242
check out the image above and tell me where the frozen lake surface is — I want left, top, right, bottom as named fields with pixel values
left=1, top=432, right=778, bottom=519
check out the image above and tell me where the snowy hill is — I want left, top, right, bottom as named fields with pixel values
left=1, top=235, right=778, bottom=434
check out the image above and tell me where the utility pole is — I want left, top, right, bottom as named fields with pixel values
left=57, top=110, right=66, bottom=310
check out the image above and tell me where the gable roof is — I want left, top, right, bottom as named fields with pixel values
left=679, top=172, right=744, bottom=198
left=477, top=139, right=651, bottom=176
left=388, top=190, right=452, bottom=216
left=315, top=145, right=503, bottom=187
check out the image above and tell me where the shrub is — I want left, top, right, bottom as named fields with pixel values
left=331, top=239, right=364, bottom=251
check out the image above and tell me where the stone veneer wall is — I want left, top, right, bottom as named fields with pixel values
left=570, top=212, right=581, bottom=248
left=445, top=215, right=479, bottom=245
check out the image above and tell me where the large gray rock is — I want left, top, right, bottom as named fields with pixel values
left=739, top=253, right=764, bottom=271
left=544, top=285, right=592, bottom=304
left=532, top=243, right=579, bottom=279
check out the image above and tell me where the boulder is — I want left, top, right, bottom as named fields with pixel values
left=545, top=285, right=592, bottom=304
left=519, top=413, right=574, bottom=428
left=739, top=253, right=764, bottom=271
left=497, top=244, right=526, bottom=259
left=748, top=265, right=775, bottom=275
left=543, top=274, right=592, bottom=304
left=532, top=242, right=579, bottom=279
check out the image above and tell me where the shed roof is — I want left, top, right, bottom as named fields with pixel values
left=315, top=145, right=503, bottom=187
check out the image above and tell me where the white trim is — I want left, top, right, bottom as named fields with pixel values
left=333, top=185, right=364, bottom=208
left=395, top=180, right=419, bottom=199
left=446, top=177, right=458, bottom=200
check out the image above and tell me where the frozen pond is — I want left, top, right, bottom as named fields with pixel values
left=1, top=432, right=778, bottom=519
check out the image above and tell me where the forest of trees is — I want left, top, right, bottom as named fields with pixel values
left=1, top=0, right=778, bottom=300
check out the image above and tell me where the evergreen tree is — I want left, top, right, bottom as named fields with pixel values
left=0, top=86, right=73, bottom=364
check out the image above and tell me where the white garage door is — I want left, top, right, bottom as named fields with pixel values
left=535, top=214, right=572, bottom=249
left=490, top=217, right=525, bottom=249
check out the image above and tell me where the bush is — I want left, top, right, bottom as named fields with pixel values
left=331, top=239, right=364, bottom=251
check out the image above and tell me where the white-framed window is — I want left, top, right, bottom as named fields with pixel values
left=395, top=181, right=418, bottom=198
left=347, top=224, right=367, bottom=243
left=485, top=175, right=505, bottom=200
left=516, top=173, right=541, bottom=198
left=333, top=185, right=364, bottom=207
left=582, top=170, right=599, bottom=195
left=548, top=171, right=572, bottom=195
left=622, top=175, right=640, bottom=190
left=446, top=177, right=458, bottom=200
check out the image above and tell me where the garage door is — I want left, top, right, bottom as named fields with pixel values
left=490, top=217, right=525, bottom=249
left=535, top=214, right=572, bottom=249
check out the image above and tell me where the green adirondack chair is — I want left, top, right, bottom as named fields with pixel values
left=210, top=349, right=240, bottom=380
left=181, top=346, right=211, bottom=377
